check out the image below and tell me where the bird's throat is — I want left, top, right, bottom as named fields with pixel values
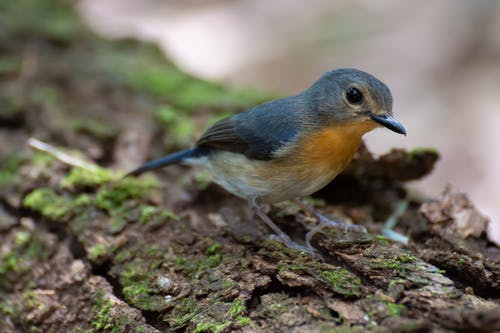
left=300, top=120, right=378, bottom=173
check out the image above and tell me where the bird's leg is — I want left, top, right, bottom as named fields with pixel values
left=381, top=200, right=409, bottom=244
left=249, top=199, right=317, bottom=255
left=292, top=199, right=367, bottom=249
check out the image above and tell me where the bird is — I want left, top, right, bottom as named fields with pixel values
left=127, top=68, right=406, bottom=253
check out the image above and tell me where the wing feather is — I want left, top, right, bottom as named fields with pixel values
left=196, top=117, right=250, bottom=155
left=196, top=96, right=302, bottom=160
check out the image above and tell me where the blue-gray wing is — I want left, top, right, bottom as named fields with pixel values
left=196, top=96, right=301, bottom=160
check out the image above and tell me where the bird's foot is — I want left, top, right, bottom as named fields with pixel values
left=268, top=234, right=321, bottom=258
left=305, top=214, right=367, bottom=249
left=381, top=200, right=409, bottom=244
left=251, top=199, right=322, bottom=258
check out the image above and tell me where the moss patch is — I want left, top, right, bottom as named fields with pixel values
left=155, top=105, right=197, bottom=147
left=59, top=166, right=161, bottom=233
left=68, top=117, right=118, bottom=141
left=117, top=255, right=168, bottom=312
left=0, top=0, right=83, bottom=43
left=316, top=268, right=362, bottom=297
left=23, top=188, right=72, bottom=221
left=0, top=155, right=20, bottom=187
left=88, top=244, right=108, bottom=262
left=168, top=297, right=253, bottom=332
left=92, top=290, right=127, bottom=332
left=372, top=253, right=417, bottom=270
left=0, top=230, right=49, bottom=286
left=408, top=147, right=439, bottom=161
left=386, top=302, right=406, bottom=317
left=139, top=205, right=178, bottom=225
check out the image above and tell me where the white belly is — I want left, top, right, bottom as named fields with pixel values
left=186, top=151, right=338, bottom=203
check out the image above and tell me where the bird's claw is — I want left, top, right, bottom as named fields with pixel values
left=305, top=215, right=367, bottom=248
left=267, top=234, right=322, bottom=258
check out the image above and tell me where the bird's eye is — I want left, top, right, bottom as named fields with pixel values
left=345, top=87, right=363, bottom=105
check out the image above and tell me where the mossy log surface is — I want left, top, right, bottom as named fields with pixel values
left=0, top=1, right=498, bottom=332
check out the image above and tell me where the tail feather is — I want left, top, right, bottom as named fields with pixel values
left=126, top=148, right=203, bottom=177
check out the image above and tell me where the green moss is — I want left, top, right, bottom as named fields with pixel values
left=92, top=290, right=122, bottom=333
left=388, top=278, right=405, bottom=289
left=122, top=281, right=152, bottom=304
left=0, top=155, right=20, bottom=187
left=200, top=253, right=223, bottom=272
left=139, top=205, right=178, bottom=225
left=228, top=299, right=253, bottom=328
left=121, top=262, right=149, bottom=288
left=0, top=0, right=83, bottom=44
left=88, top=244, right=108, bottom=262
left=172, top=298, right=252, bottom=333
left=32, top=151, right=55, bottom=167
left=106, top=205, right=134, bottom=234
left=229, top=298, right=245, bottom=317
left=206, top=243, right=222, bottom=256
left=115, top=249, right=133, bottom=263
left=220, top=279, right=235, bottom=290
left=193, top=321, right=230, bottom=333
left=125, top=66, right=187, bottom=99
left=59, top=166, right=160, bottom=232
left=23, top=188, right=92, bottom=222
left=386, top=302, right=406, bottom=317
left=60, top=166, right=115, bottom=188
left=155, top=105, right=197, bottom=146
left=30, top=85, right=62, bottom=108
left=94, top=178, right=158, bottom=212
left=21, top=290, right=43, bottom=310
left=0, top=297, right=16, bottom=316
left=375, top=235, right=390, bottom=246
left=125, top=62, right=269, bottom=111
left=0, top=95, right=21, bottom=124
left=27, top=239, right=46, bottom=261
left=399, top=254, right=417, bottom=263
left=376, top=258, right=402, bottom=269
left=193, top=171, right=213, bottom=191
left=0, top=57, right=20, bottom=75
left=408, top=147, right=439, bottom=161
left=14, top=231, right=30, bottom=247
left=118, top=258, right=167, bottom=311
left=0, top=232, right=47, bottom=283
left=61, top=165, right=158, bottom=198
left=172, top=297, right=198, bottom=328
left=173, top=80, right=226, bottom=110
left=236, top=315, right=253, bottom=327
left=68, top=117, right=117, bottom=140
left=374, top=253, right=417, bottom=270
left=327, top=326, right=364, bottom=333
left=23, top=188, right=71, bottom=220
left=176, top=246, right=225, bottom=278
left=258, top=293, right=290, bottom=318
left=317, top=268, right=362, bottom=297
left=139, top=206, right=157, bottom=224
left=0, top=250, right=23, bottom=275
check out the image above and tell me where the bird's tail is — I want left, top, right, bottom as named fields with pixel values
left=126, top=148, right=204, bottom=177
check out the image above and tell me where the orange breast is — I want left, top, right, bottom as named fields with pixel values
left=250, top=120, right=379, bottom=201
left=295, top=121, right=378, bottom=174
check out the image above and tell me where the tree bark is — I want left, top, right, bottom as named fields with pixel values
left=0, top=1, right=498, bottom=332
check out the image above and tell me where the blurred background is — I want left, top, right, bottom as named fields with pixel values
left=78, top=0, right=500, bottom=243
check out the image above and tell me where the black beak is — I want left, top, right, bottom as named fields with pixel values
left=370, top=114, right=406, bottom=135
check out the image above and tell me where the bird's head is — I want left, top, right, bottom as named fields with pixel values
left=302, top=68, right=406, bottom=135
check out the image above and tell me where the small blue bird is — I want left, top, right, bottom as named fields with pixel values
left=127, top=68, right=406, bottom=252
